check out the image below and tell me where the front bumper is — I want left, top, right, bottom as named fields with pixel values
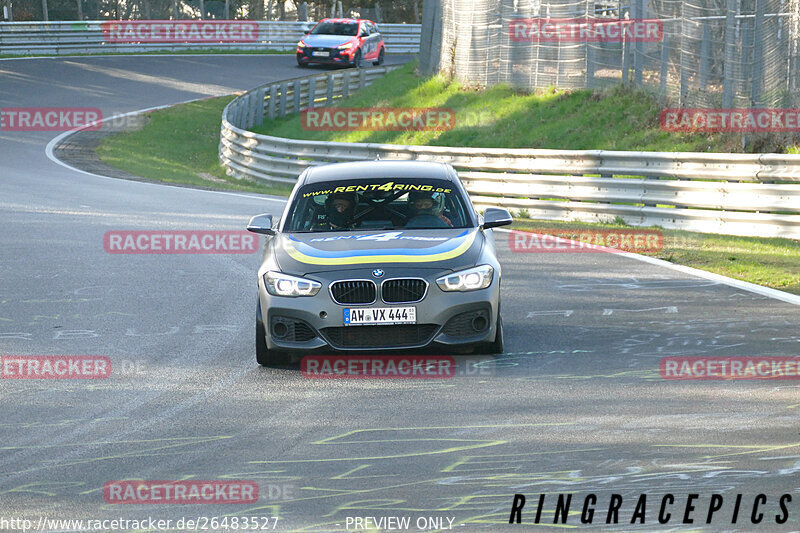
left=296, top=47, right=355, bottom=65
left=258, top=267, right=500, bottom=352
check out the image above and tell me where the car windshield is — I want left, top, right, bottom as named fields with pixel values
left=284, top=178, right=473, bottom=232
left=310, top=22, right=359, bottom=36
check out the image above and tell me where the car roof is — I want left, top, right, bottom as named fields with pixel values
left=301, top=161, right=453, bottom=185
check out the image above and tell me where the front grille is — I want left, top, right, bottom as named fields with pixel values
left=443, top=310, right=490, bottom=337
left=310, top=47, right=339, bottom=58
left=321, top=324, right=439, bottom=349
left=382, top=278, right=427, bottom=303
left=330, top=280, right=376, bottom=305
left=271, top=316, right=318, bottom=342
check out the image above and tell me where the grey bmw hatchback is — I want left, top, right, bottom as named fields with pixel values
left=246, top=160, right=512, bottom=365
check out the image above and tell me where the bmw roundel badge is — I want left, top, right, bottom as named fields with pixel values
left=372, top=269, right=385, bottom=278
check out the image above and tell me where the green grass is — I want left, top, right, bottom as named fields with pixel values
left=96, top=95, right=292, bottom=196
left=511, top=218, right=800, bottom=294
left=251, top=61, right=798, bottom=153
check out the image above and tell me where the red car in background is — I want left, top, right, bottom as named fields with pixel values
left=296, top=18, right=385, bottom=68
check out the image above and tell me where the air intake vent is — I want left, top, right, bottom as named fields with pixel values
left=330, top=280, right=376, bottom=305
left=382, top=278, right=427, bottom=303
left=321, top=324, right=439, bottom=349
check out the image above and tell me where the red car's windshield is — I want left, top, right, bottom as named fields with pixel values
left=310, top=21, right=359, bottom=36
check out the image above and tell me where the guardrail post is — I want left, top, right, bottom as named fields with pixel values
left=233, top=100, right=242, bottom=128
left=245, top=93, right=255, bottom=128
left=722, top=0, right=737, bottom=108
left=268, top=85, right=277, bottom=119
left=279, top=82, right=288, bottom=117
left=326, top=73, right=334, bottom=106
left=255, top=87, right=266, bottom=126
left=308, top=78, right=316, bottom=108
left=343, top=71, right=351, bottom=98
left=359, top=68, right=366, bottom=90
left=293, top=80, right=301, bottom=113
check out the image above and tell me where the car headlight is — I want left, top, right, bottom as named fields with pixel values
left=436, top=265, right=494, bottom=292
left=297, top=40, right=307, bottom=47
left=264, top=271, right=321, bottom=297
left=337, top=42, right=354, bottom=49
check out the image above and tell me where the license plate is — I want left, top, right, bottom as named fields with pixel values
left=344, top=307, right=416, bottom=326
left=312, top=50, right=330, bottom=57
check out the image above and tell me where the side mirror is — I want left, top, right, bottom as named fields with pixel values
left=247, top=213, right=276, bottom=235
left=482, top=207, right=513, bottom=229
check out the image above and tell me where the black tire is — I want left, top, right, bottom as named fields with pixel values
left=373, top=48, right=384, bottom=66
left=353, top=50, right=363, bottom=69
left=297, top=61, right=309, bottom=68
left=256, top=301, right=290, bottom=366
left=482, top=316, right=504, bottom=354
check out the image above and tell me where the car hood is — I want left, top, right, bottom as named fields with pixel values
left=302, top=34, right=355, bottom=48
left=273, top=228, right=484, bottom=275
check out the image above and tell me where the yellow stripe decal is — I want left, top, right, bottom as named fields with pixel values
left=286, top=232, right=477, bottom=265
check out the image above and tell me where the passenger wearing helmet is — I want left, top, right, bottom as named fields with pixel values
left=315, top=192, right=357, bottom=230
left=408, top=191, right=452, bottom=227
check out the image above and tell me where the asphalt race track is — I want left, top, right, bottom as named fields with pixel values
left=1, top=55, right=799, bottom=532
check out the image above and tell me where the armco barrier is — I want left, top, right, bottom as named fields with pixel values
left=0, top=21, right=420, bottom=55
left=219, top=68, right=800, bottom=240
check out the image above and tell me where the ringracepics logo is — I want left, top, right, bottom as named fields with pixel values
left=509, top=229, right=663, bottom=253
left=300, top=108, right=455, bottom=131
left=661, top=357, right=800, bottom=380
left=103, top=230, right=258, bottom=254
left=102, top=20, right=259, bottom=43
left=660, top=108, right=800, bottom=132
left=103, top=481, right=259, bottom=504
left=1, top=356, right=111, bottom=379
left=509, top=18, right=663, bottom=42
left=508, top=493, right=792, bottom=526
left=0, top=107, right=102, bottom=131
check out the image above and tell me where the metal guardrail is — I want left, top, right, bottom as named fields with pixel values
left=219, top=67, right=800, bottom=240
left=0, top=20, right=420, bottom=55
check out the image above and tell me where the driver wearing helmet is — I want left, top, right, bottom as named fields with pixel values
left=315, top=192, right=357, bottom=230
left=408, top=191, right=452, bottom=226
